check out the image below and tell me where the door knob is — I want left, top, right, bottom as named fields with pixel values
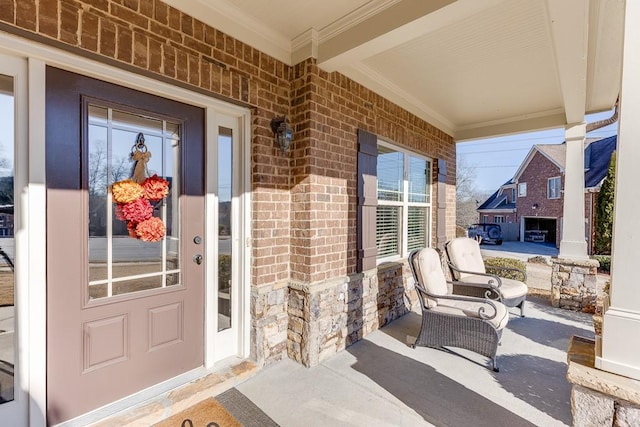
left=193, top=254, right=203, bottom=265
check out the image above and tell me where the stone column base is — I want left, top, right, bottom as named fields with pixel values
left=567, top=336, right=640, bottom=426
left=551, top=257, right=600, bottom=311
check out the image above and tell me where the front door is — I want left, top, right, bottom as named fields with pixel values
left=46, top=68, right=206, bottom=424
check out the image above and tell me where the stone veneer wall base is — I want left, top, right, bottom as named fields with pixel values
left=551, top=257, right=600, bottom=311
left=287, top=263, right=418, bottom=367
left=567, top=336, right=640, bottom=426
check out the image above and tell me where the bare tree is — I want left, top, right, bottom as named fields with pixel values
left=89, top=140, right=131, bottom=195
left=456, top=158, right=489, bottom=230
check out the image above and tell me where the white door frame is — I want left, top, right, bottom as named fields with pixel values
left=0, top=51, right=29, bottom=427
left=0, top=32, right=252, bottom=426
left=206, top=113, right=251, bottom=365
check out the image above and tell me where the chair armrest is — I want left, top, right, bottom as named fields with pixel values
left=447, top=262, right=503, bottom=287
left=485, top=265, right=527, bottom=282
left=449, top=280, right=502, bottom=301
left=414, top=282, right=500, bottom=320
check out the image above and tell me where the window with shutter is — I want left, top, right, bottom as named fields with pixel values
left=375, top=141, right=432, bottom=261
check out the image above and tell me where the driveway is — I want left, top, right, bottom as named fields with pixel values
left=480, top=241, right=558, bottom=262
left=479, top=241, right=559, bottom=294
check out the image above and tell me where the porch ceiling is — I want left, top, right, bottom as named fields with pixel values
left=163, top=0, right=624, bottom=141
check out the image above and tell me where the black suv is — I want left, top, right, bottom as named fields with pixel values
left=467, top=223, right=503, bottom=245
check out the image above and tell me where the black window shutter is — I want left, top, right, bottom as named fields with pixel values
left=357, top=129, right=378, bottom=272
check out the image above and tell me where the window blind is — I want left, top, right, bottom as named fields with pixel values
left=407, top=207, right=427, bottom=251
left=376, top=206, right=400, bottom=257
left=377, top=147, right=403, bottom=202
left=408, top=156, right=429, bottom=203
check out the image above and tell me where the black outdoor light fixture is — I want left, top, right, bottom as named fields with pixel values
left=532, top=203, right=539, bottom=210
left=270, top=115, right=293, bottom=155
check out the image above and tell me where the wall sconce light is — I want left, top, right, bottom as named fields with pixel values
left=270, top=115, right=293, bottom=155
left=532, top=203, right=539, bottom=210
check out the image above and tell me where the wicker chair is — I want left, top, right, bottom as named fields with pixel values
left=408, top=247, right=509, bottom=372
left=445, top=237, right=528, bottom=317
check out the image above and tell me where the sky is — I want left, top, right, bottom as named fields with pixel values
left=456, top=110, right=619, bottom=194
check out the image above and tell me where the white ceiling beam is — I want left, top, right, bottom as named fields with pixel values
left=546, top=0, right=590, bottom=125
left=455, top=111, right=568, bottom=142
left=586, top=0, right=624, bottom=112
left=316, top=0, right=508, bottom=71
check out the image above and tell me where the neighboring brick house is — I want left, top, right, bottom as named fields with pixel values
left=477, top=135, right=616, bottom=252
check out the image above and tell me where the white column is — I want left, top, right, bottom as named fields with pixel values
left=558, top=122, right=588, bottom=260
left=596, top=0, right=640, bottom=381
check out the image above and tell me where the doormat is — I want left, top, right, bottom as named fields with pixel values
left=153, top=398, right=241, bottom=427
left=216, top=388, right=280, bottom=426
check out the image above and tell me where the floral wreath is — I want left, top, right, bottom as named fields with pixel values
left=111, top=133, right=169, bottom=242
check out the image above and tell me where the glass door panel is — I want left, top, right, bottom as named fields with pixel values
left=87, top=105, right=181, bottom=300
left=218, top=127, right=233, bottom=331
left=0, top=74, right=15, bottom=405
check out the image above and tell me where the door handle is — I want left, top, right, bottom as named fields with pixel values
left=193, top=254, right=203, bottom=265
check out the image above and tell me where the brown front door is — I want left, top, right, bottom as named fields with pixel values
left=46, top=67, right=205, bottom=424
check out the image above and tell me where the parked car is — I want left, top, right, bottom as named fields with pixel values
left=467, top=223, right=503, bottom=245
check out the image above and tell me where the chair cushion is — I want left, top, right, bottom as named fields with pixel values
left=431, top=299, right=509, bottom=330
left=459, top=275, right=528, bottom=300
left=412, top=248, right=449, bottom=308
left=447, top=237, right=486, bottom=279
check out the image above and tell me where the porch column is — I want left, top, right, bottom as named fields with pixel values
left=558, top=122, right=588, bottom=260
left=596, top=0, right=640, bottom=381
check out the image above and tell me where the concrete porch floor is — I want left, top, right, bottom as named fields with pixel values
left=235, top=295, right=595, bottom=426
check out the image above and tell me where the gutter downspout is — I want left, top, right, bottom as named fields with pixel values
left=586, top=99, right=619, bottom=133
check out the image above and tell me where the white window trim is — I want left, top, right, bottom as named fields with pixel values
left=494, top=215, right=505, bottom=223
left=376, top=140, right=432, bottom=264
left=518, top=182, right=527, bottom=197
left=548, top=176, right=561, bottom=199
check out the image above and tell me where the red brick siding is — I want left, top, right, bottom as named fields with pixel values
left=288, top=60, right=454, bottom=284
left=516, top=151, right=564, bottom=246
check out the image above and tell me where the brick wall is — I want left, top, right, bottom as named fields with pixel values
left=517, top=151, right=564, bottom=246
left=0, top=0, right=456, bottom=366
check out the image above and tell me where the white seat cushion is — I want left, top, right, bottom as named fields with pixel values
left=446, top=237, right=486, bottom=280
left=431, top=299, right=509, bottom=330
left=412, top=247, right=449, bottom=308
left=459, top=275, right=528, bottom=300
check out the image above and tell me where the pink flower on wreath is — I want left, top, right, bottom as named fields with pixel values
left=136, top=217, right=166, bottom=242
left=112, top=179, right=145, bottom=204
left=142, top=174, right=170, bottom=201
left=120, top=198, right=153, bottom=223
left=115, top=204, right=126, bottom=221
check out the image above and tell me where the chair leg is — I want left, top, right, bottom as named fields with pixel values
left=492, top=357, right=499, bottom=372
left=519, top=300, right=525, bottom=317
